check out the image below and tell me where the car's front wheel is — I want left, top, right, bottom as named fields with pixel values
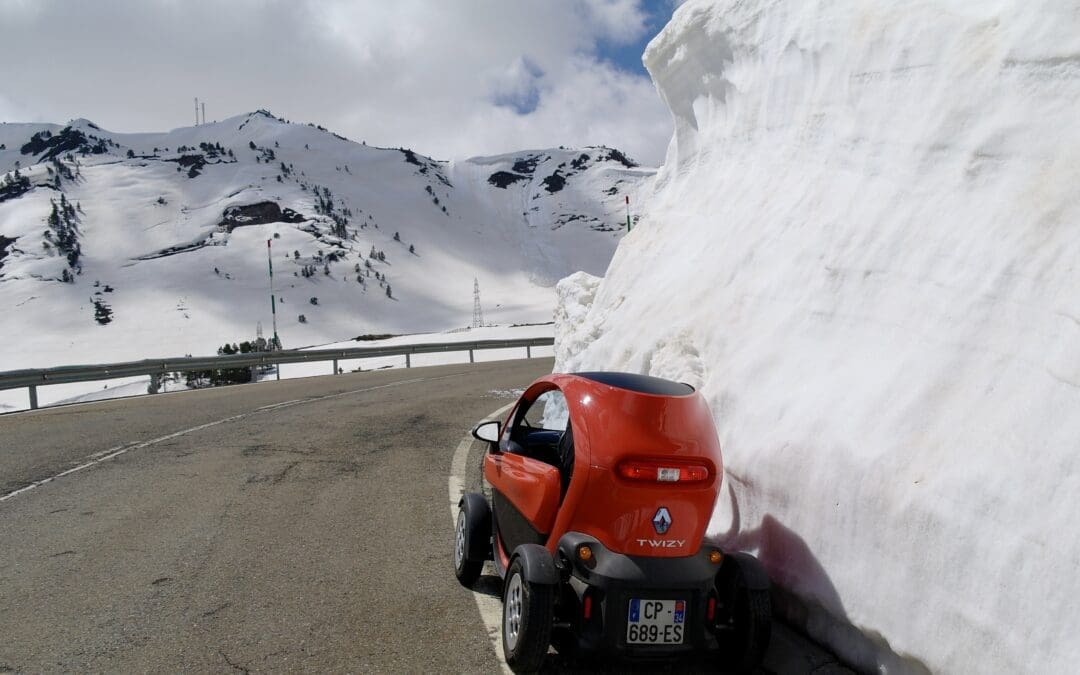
left=502, top=558, right=553, bottom=673
left=453, top=507, right=483, bottom=586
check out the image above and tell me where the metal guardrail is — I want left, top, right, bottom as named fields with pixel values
left=0, top=337, right=555, bottom=410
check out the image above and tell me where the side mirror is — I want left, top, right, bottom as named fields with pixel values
left=472, top=420, right=501, bottom=443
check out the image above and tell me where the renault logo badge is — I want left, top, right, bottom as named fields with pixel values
left=652, top=507, right=672, bottom=534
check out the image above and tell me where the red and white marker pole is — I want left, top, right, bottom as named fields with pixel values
left=267, top=239, right=280, bottom=351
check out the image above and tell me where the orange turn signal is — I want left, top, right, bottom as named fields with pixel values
left=578, top=545, right=594, bottom=562
left=709, top=549, right=723, bottom=564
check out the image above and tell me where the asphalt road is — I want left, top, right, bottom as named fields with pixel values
left=0, top=360, right=549, bottom=672
left=0, top=358, right=853, bottom=673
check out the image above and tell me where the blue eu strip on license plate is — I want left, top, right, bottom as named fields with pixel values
left=626, top=599, right=686, bottom=645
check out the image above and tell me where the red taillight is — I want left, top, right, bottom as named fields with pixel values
left=707, top=596, right=716, bottom=621
left=583, top=595, right=593, bottom=620
left=616, top=459, right=710, bottom=483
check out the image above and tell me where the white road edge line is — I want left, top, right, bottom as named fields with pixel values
left=449, top=402, right=515, bottom=674
left=1, top=372, right=466, bottom=504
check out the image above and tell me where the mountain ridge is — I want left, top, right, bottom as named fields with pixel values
left=0, top=110, right=654, bottom=372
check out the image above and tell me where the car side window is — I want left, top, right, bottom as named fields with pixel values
left=505, top=390, right=569, bottom=465
left=521, top=390, right=568, bottom=431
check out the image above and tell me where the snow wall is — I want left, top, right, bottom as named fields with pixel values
left=554, top=1, right=1080, bottom=672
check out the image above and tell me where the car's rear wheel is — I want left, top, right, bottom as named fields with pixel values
left=502, top=558, right=553, bottom=673
left=715, top=556, right=771, bottom=673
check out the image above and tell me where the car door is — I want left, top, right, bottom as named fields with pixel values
left=486, top=389, right=567, bottom=554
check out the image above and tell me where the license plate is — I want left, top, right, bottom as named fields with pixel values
left=626, top=598, right=686, bottom=645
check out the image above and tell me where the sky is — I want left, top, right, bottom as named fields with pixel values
left=0, top=0, right=679, bottom=166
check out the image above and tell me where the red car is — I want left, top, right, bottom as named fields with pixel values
left=454, top=372, right=771, bottom=672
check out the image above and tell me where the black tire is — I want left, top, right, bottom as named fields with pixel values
left=454, top=507, right=483, bottom=587
left=502, top=558, right=554, bottom=673
left=716, top=559, right=771, bottom=673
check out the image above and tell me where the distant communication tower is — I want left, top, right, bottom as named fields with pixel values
left=472, top=278, right=484, bottom=328
left=194, top=97, right=199, bottom=126
left=201, top=101, right=206, bottom=125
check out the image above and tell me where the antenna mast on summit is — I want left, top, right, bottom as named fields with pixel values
left=201, top=101, right=206, bottom=125
left=472, top=278, right=484, bottom=329
left=194, top=98, right=199, bottom=126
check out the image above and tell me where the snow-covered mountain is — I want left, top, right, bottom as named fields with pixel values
left=556, top=1, right=1080, bottom=672
left=0, top=111, right=652, bottom=371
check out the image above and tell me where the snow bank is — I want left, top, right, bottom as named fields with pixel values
left=555, top=1, right=1080, bottom=672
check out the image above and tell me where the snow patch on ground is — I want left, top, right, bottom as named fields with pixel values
left=486, top=388, right=525, bottom=400
left=555, top=1, right=1080, bottom=672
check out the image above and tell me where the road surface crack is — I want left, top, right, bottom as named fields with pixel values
left=219, top=650, right=249, bottom=674
left=271, top=461, right=300, bottom=484
left=202, top=602, right=231, bottom=618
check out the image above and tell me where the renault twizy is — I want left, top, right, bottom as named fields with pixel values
left=454, top=372, right=771, bottom=672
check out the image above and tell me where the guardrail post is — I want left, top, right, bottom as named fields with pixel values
left=333, top=358, right=339, bottom=375
left=0, top=338, right=556, bottom=403
left=250, top=366, right=258, bottom=382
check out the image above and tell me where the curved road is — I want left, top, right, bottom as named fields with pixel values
left=0, top=361, right=550, bottom=672
left=0, top=359, right=850, bottom=673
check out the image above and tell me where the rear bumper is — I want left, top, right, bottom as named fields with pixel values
left=554, top=532, right=723, bottom=658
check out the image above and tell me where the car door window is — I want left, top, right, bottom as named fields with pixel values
left=507, top=390, right=568, bottom=467
left=521, top=390, right=568, bottom=431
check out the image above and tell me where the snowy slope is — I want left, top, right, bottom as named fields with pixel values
left=555, top=1, right=1080, bottom=672
left=0, top=112, right=651, bottom=379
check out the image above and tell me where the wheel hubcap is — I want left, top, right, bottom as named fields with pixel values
left=504, top=573, right=523, bottom=651
left=454, top=510, right=466, bottom=570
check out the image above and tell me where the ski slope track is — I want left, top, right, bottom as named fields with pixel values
left=556, top=1, right=1080, bottom=672
left=0, top=111, right=652, bottom=387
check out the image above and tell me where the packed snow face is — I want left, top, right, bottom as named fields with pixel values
left=556, top=1, right=1080, bottom=672
left=0, top=112, right=651, bottom=375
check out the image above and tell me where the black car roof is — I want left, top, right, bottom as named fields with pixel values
left=574, top=371, right=695, bottom=396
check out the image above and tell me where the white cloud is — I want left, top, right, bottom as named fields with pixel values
left=0, top=0, right=673, bottom=164
left=578, top=0, right=651, bottom=44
